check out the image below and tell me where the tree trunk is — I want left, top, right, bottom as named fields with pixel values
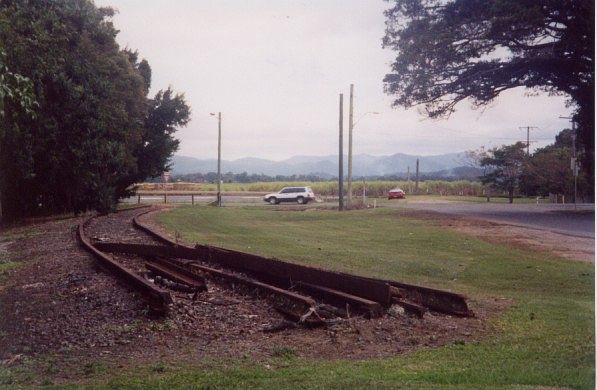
left=508, top=188, right=514, bottom=204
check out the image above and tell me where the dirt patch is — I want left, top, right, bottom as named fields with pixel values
left=402, top=209, right=594, bottom=262
left=0, top=208, right=497, bottom=385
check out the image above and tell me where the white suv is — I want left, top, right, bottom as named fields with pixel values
left=263, top=187, right=316, bottom=205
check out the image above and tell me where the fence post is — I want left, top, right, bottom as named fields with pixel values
left=191, top=194, right=195, bottom=205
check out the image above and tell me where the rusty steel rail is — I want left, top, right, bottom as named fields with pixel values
left=145, top=261, right=207, bottom=292
left=133, top=210, right=391, bottom=305
left=132, top=209, right=179, bottom=246
left=95, top=239, right=392, bottom=311
left=132, top=207, right=473, bottom=317
left=392, top=297, right=427, bottom=318
left=94, top=242, right=199, bottom=261
left=295, top=281, right=384, bottom=318
left=195, top=245, right=392, bottom=305
left=76, top=218, right=173, bottom=313
left=95, top=240, right=318, bottom=321
left=185, top=262, right=317, bottom=321
left=384, top=280, right=472, bottom=317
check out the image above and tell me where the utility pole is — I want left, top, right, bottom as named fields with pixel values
left=217, top=112, right=222, bottom=206
left=338, top=94, right=344, bottom=211
left=559, top=116, right=578, bottom=209
left=572, top=121, right=578, bottom=209
left=362, top=178, right=366, bottom=205
left=210, top=112, right=223, bottom=206
left=415, top=158, right=419, bottom=194
left=519, top=126, right=538, bottom=155
left=347, top=84, right=354, bottom=209
left=407, top=166, right=411, bottom=194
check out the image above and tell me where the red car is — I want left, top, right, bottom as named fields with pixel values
left=388, top=188, right=406, bottom=199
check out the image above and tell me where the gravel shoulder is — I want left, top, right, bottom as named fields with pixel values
left=401, top=209, right=594, bottom=263
left=0, top=208, right=495, bottom=386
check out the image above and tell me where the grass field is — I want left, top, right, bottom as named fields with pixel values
left=2, top=205, right=592, bottom=389
left=77, top=205, right=593, bottom=389
left=137, top=180, right=486, bottom=197
left=376, top=195, right=548, bottom=205
left=135, top=180, right=549, bottom=205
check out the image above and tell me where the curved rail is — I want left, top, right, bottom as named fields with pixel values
left=76, top=213, right=173, bottom=314
left=132, top=208, right=473, bottom=317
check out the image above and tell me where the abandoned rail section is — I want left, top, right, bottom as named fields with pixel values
left=77, top=207, right=473, bottom=325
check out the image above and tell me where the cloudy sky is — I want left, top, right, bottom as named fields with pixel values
left=95, top=0, right=573, bottom=161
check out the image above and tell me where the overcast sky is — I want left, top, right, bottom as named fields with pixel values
left=95, top=0, right=573, bottom=161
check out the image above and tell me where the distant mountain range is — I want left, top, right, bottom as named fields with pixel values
left=171, top=152, right=474, bottom=179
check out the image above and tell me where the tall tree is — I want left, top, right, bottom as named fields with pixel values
left=480, top=142, right=527, bottom=203
left=522, top=129, right=589, bottom=199
left=137, top=88, right=190, bottom=180
left=0, top=50, right=36, bottom=118
left=383, top=0, right=594, bottom=186
left=0, top=0, right=189, bottom=220
left=0, top=49, right=37, bottom=221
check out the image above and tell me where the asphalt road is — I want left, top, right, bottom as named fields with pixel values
left=122, top=195, right=264, bottom=205
left=401, top=202, right=595, bottom=238
left=122, top=195, right=595, bottom=238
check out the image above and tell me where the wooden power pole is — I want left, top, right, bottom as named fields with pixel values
left=338, top=94, right=344, bottom=211
left=415, top=158, right=420, bottom=194
left=347, top=84, right=354, bottom=208
left=571, top=121, right=578, bottom=208
left=559, top=116, right=578, bottom=208
left=519, top=126, right=538, bottom=155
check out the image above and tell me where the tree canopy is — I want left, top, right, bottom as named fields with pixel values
left=479, top=142, right=527, bottom=203
left=468, top=129, right=587, bottom=202
left=0, top=50, right=36, bottom=119
left=522, top=129, right=590, bottom=199
left=0, top=0, right=190, bottom=220
left=383, top=0, right=594, bottom=184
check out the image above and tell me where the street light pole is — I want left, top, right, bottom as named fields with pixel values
left=339, top=94, right=344, bottom=211
left=210, top=112, right=222, bottom=207
left=347, top=84, right=354, bottom=209
left=217, top=112, right=222, bottom=207
left=347, top=109, right=379, bottom=206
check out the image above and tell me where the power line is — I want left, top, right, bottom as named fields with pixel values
left=432, top=124, right=549, bottom=142
left=519, top=126, right=539, bottom=155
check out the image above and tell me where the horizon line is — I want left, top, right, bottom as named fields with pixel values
left=174, top=151, right=465, bottom=162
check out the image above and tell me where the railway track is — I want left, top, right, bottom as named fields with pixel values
left=77, top=206, right=473, bottom=325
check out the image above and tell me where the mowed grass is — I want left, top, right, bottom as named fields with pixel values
left=377, top=195, right=549, bottom=204
left=104, top=205, right=592, bottom=389
left=155, top=207, right=586, bottom=299
left=14, top=206, right=593, bottom=389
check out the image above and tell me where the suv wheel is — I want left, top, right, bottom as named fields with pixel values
left=296, top=196, right=305, bottom=204
left=268, top=197, right=277, bottom=205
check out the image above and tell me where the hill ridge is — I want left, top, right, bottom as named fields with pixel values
left=171, top=152, right=467, bottom=178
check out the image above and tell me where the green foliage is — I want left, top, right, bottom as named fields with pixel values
left=2, top=207, right=593, bottom=387
left=0, top=0, right=189, bottom=220
left=522, top=140, right=571, bottom=197
left=470, top=129, right=589, bottom=200
left=522, top=130, right=591, bottom=200
left=479, top=142, right=526, bottom=203
left=383, top=0, right=594, bottom=185
left=139, top=180, right=486, bottom=197
left=137, top=88, right=189, bottom=180
left=0, top=50, right=36, bottom=119
left=135, top=206, right=593, bottom=389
